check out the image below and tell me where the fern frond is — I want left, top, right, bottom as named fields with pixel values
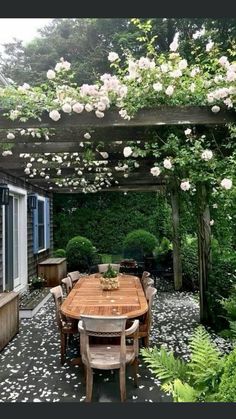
left=141, top=346, right=187, bottom=384
left=229, top=321, right=236, bottom=339
left=188, top=326, right=223, bottom=390
left=162, top=379, right=199, bottom=402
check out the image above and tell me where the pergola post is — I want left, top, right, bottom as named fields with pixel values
left=196, top=182, right=212, bottom=324
left=170, top=179, right=182, bottom=291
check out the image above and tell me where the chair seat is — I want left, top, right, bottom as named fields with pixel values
left=88, top=345, right=136, bottom=370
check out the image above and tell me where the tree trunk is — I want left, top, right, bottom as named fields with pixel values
left=196, top=182, right=212, bottom=324
left=170, top=181, right=182, bottom=291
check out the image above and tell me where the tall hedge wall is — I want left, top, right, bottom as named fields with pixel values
left=53, top=192, right=172, bottom=253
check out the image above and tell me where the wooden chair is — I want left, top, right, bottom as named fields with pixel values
left=67, top=270, right=80, bottom=286
left=61, top=276, right=73, bottom=296
left=78, top=315, right=139, bottom=402
left=140, top=271, right=154, bottom=289
left=138, top=286, right=157, bottom=347
left=50, top=285, right=78, bottom=365
left=98, top=263, right=120, bottom=273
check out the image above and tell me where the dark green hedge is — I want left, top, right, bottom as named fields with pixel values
left=53, top=192, right=172, bottom=254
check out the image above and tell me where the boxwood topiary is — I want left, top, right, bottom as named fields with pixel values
left=66, top=236, right=95, bottom=271
left=53, top=248, right=66, bottom=258
left=123, top=229, right=158, bottom=261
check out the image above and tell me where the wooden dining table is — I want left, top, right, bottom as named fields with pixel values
left=61, top=273, right=148, bottom=319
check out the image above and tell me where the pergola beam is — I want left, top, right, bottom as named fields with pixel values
left=0, top=106, right=234, bottom=129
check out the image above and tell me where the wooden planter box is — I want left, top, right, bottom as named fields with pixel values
left=38, top=257, right=67, bottom=287
left=0, top=292, right=19, bottom=351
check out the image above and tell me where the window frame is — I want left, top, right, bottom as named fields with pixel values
left=37, top=195, right=46, bottom=253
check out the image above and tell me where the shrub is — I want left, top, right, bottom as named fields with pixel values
left=181, top=235, right=199, bottom=291
left=123, top=229, right=158, bottom=261
left=154, top=237, right=173, bottom=266
left=66, top=236, right=95, bottom=271
left=53, top=248, right=66, bottom=258
left=215, top=348, right=236, bottom=402
left=207, top=248, right=236, bottom=331
left=141, top=326, right=224, bottom=402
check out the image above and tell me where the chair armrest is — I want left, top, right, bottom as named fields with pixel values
left=78, top=320, right=84, bottom=333
left=125, top=319, right=139, bottom=336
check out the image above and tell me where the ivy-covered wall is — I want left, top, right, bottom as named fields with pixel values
left=53, top=192, right=172, bottom=254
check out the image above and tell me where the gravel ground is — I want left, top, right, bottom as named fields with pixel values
left=0, top=278, right=232, bottom=403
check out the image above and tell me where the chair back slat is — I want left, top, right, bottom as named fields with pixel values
left=98, top=264, right=120, bottom=273
left=50, top=285, right=64, bottom=328
left=61, top=276, right=72, bottom=295
left=67, top=271, right=80, bottom=285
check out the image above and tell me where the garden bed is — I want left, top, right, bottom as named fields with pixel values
left=19, top=287, right=51, bottom=319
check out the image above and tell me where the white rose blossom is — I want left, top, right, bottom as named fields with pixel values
left=153, top=82, right=163, bottom=92
left=169, top=40, right=178, bottom=52
left=84, top=133, right=91, bottom=140
left=163, top=159, right=172, bottom=169
left=206, top=41, right=214, bottom=52
left=2, top=150, right=13, bottom=156
left=178, top=59, right=188, bottom=70
left=72, top=103, right=84, bottom=114
left=85, top=103, right=93, bottom=112
left=211, top=105, right=220, bottom=113
left=165, top=85, right=174, bottom=96
left=49, top=110, right=61, bottom=121
left=180, top=181, right=191, bottom=191
left=7, top=132, right=15, bottom=140
left=123, top=146, right=133, bottom=158
left=150, top=166, right=161, bottom=177
left=210, top=220, right=214, bottom=226
left=201, top=149, right=213, bottom=161
left=62, top=103, right=72, bottom=113
left=47, top=70, right=56, bottom=80
left=108, top=52, right=119, bottom=62
left=184, top=128, right=192, bottom=136
left=220, top=178, right=232, bottom=190
left=95, top=110, right=104, bottom=118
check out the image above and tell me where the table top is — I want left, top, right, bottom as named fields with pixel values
left=60, top=274, right=148, bottom=319
left=38, top=258, right=66, bottom=265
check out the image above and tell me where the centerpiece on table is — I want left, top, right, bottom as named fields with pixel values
left=100, top=264, right=120, bottom=290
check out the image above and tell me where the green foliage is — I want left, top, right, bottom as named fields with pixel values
left=162, top=379, right=199, bottom=402
left=65, top=235, right=95, bottom=271
left=154, top=237, right=172, bottom=257
left=53, top=192, right=171, bottom=254
left=181, top=235, right=199, bottom=291
left=141, top=326, right=224, bottom=402
left=53, top=248, right=66, bottom=257
left=123, top=229, right=158, bottom=261
left=207, top=249, right=236, bottom=331
left=100, top=254, right=112, bottom=263
left=141, top=346, right=187, bottom=383
left=102, top=264, right=118, bottom=278
left=188, top=326, right=224, bottom=392
left=215, top=348, right=236, bottom=402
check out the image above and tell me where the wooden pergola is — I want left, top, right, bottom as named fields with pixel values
left=0, top=105, right=235, bottom=323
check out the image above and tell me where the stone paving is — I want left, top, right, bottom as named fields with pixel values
left=0, top=278, right=231, bottom=403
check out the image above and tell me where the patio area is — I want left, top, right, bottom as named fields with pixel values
left=0, top=278, right=231, bottom=403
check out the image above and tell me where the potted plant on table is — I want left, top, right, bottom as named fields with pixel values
left=100, top=264, right=120, bottom=290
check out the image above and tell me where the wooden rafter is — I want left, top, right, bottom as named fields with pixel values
left=0, top=106, right=235, bottom=130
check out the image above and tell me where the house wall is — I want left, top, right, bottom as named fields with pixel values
left=0, top=170, right=53, bottom=291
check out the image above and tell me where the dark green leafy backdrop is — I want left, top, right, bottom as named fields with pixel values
left=53, top=192, right=172, bottom=254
